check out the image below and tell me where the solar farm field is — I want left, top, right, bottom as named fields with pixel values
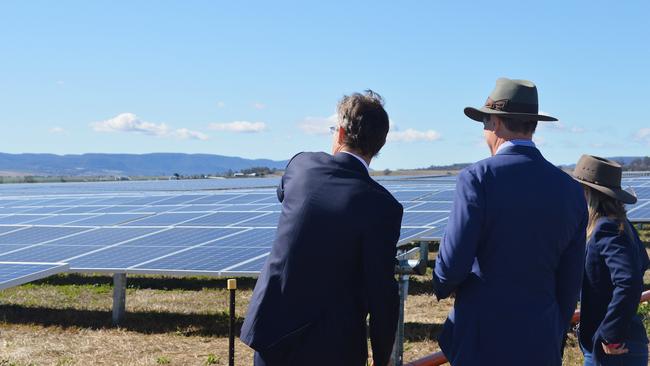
left=0, top=176, right=649, bottom=365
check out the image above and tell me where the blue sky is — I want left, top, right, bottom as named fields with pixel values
left=0, top=1, right=648, bottom=170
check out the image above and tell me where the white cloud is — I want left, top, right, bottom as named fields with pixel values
left=253, top=102, right=266, bottom=110
left=387, top=128, right=441, bottom=143
left=635, top=128, right=650, bottom=145
left=298, top=114, right=337, bottom=135
left=49, top=126, right=66, bottom=134
left=92, top=113, right=208, bottom=140
left=208, top=121, right=267, bottom=133
left=172, top=128, right=209, bottom=141
left=539, top=119, right=586, bottom=134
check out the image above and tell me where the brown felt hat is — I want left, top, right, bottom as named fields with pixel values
left=464, top=77, right=558, bottom=122
left=573, top=155, right=637, bottom=204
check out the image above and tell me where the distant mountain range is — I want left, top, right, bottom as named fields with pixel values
left=0, top=153, right=289, bottom=177
left=561, top=156, right=649, bottom=170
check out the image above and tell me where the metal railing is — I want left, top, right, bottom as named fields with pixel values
left=404, top=290, right=650, bottom=366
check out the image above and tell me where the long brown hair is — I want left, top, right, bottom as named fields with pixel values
left=584, top=186, right=628, bottom=240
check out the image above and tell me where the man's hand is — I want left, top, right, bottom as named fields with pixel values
left=601, top=342, right=629, bottom=355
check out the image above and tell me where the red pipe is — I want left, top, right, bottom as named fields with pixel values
left=404, top=290, right=650, bottom=366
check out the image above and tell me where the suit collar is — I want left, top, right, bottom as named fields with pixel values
left=495, top=144, right=543, bottom=159
left=334, top=152, right=370, bottom=176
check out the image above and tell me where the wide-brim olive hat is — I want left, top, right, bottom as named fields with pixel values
left=573, top=154, right=637, bottom=204
left=464, top=77, right=558, bottom=122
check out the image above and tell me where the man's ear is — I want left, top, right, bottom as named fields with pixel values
left=337, top=125, right=346, bottom=145
left=493, top=117, right=503, bottom=136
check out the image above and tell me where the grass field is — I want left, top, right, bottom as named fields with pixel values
left=0, top=227, right=648, bottom=366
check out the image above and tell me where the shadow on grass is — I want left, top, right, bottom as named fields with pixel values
left=407, top=276, right=433, bottom=296
left=404, top=322, right=444, bottom=341
left=31, top=273, right=258, bottom=291
left=0, top=304, right=244, bottom=337
left=0, top=304, right=445, bottom=341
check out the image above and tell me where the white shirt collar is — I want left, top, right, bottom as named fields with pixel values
left=496, top=139, right=536, bottom=155
left=341, top=151, right=369, bottom=171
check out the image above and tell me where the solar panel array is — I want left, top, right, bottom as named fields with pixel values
left=0, top=175, right=648, bottom=287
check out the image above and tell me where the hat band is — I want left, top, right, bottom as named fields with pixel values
left=574, top=174, right=621, bottom=190
left=485, top=98, right=538, bottom=114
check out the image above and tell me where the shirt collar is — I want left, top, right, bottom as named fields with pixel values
left=496, top=139, right=536, bottom=155
left=341, top=151, right=369, bottom=171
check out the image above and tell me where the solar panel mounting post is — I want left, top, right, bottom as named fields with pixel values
left=227, top=279, right=237, bottom=366
left=391, top=273, right=409, bottom=366
left=112, top=273, right=127, bottom=325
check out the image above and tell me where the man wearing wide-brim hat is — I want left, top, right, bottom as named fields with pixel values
left=432, top=78, right=588, bottom=366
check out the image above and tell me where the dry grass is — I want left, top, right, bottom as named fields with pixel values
left=0, top=228, right=648, bottom=365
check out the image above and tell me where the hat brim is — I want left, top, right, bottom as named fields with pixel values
left=573, top=177, right=638, bottom=205
left=464, top=106, right=558, bottom=122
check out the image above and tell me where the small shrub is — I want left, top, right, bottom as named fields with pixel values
left=156, top=356, right=171, bottom=364
left=204, top=354, right=219, bottom=365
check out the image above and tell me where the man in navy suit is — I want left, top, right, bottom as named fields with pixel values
left=432, top=78, right=588, bottom=365
left=241, top=90, right=403, bottom=366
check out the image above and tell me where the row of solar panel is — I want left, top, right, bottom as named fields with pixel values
left=0, top=226, right=272, bottom=273
left=0, top=209, right=451, bottom=228
left=0, top=188, right=458, bottom=208
left=1, top=176, right=648, bottom=291
left=0, top=224, right=442, bottom=281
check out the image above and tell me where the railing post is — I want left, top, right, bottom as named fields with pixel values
left=391, top=273, right=410, bottom=366
left=112, top=273, right=127, bottom=325
left=228, top=278, right=237, bottom=366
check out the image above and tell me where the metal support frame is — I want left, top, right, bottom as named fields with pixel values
left=112, top=273, right=127, bottom=325
left=391, top=241, right=430, bottom=366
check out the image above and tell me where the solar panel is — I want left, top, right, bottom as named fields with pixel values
left=0, top=215, right=51, bottom=225
left=0, top=226, right=91, bottom=245
left=237, top=212, right=279, bottom=227
left=27, top=214, right=100, bottom=225
left=118, top=228, right=244, bottom=247
left=129, top=205, right=183, bottom=213
left=45, top=227, right=161, bottom=246
left=187, top=195, right=246, bottom=205
left=399, top=227, right=434, bottom=244
left=221, top=194, right=276, bottom=204
left=0, top=245, right=106, bottom=262
left=0, top=245, right=31, bottom=256
left=402, top=211, right=449, bottom=226
left=0, top=262, right=69, bottom=290
left=71, top=213, right=152, bottom=226
left=0, top=226, right=24, bottom=236
left=20, top=206, right=71, bottom=214
left=130, top=247, right=270, bottom=275
left=199, top=228, right=275, bottom=248
left=180, top=212, right=268, bottom=226
left=222, top=254, right=270, bottom=275
left=0, top=207, right=35, bottom=214
left=123, top=212, right=209, bottom=226
left=91, top=206, right=140, bottom=213
left=406, top=202, right=453, bottom=211
left=69, top=246, right=192, bottom=270
left=149, top=195, right=209, bottom=205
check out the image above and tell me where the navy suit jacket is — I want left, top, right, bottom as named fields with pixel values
left=578, top=217, right=650, bottom=361
left=240, top=152, right=403, bottom=366
left=433, top=145, right=587, bottom=366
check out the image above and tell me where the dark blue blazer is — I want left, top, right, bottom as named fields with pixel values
left=240, top=152, right=403, bottom=366
left=432, top=145, right=588, bottom=366
left=578, top=217, right=650, bottom=361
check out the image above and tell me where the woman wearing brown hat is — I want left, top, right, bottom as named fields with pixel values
left=573, top=155, right=649, bottom=366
